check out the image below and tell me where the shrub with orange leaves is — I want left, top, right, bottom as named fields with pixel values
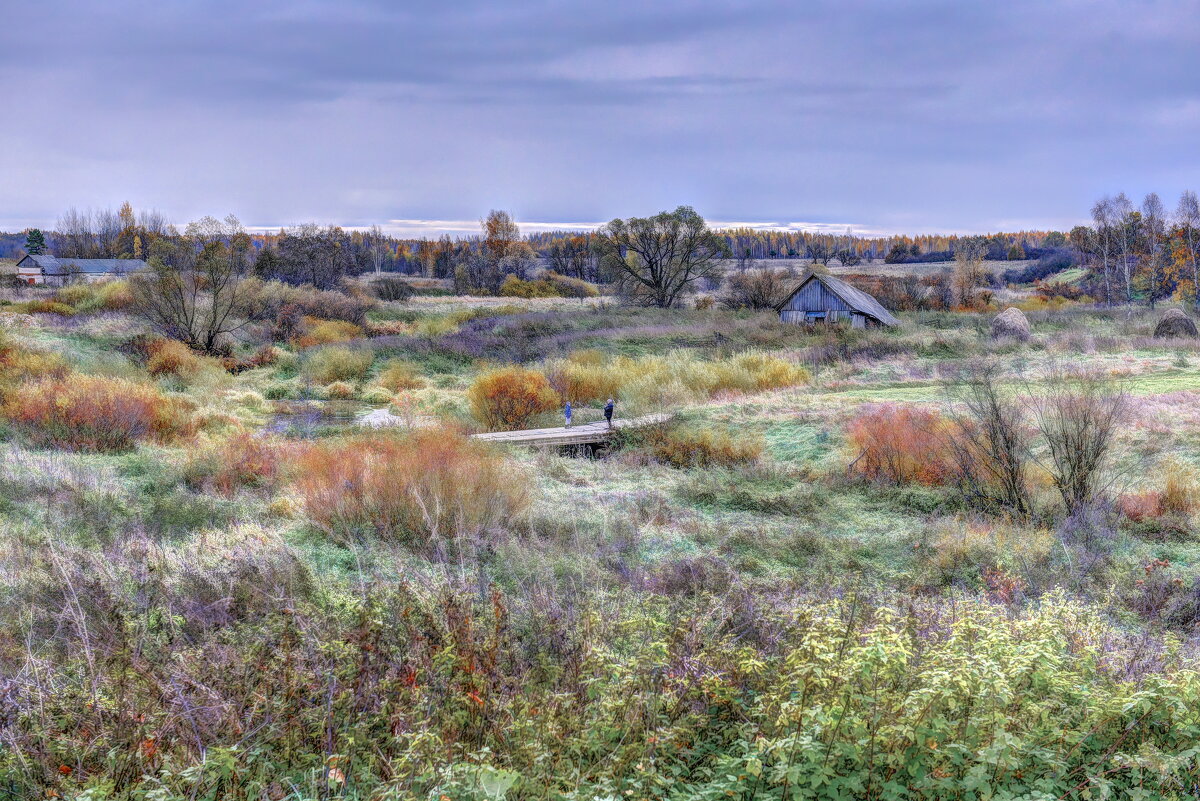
left=293, top=429, right=528, bottom=546
left=3, top=374, right=195, bottom=452
left=183, top=433, right=288, bottom=496
left=292, top=317, right=364, bottom=348
left=146, top=338, right=206, bottom=379
left=468, top=367, right=560, bottom=430
left=0, top=339, right=69, bottom=397
left=847, top=404, right=955, bottom=485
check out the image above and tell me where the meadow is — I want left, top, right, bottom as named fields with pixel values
left=2, top=272, right=1200, bottom=800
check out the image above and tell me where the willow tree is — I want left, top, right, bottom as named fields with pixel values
left=595, top=206, right=728, bottom=308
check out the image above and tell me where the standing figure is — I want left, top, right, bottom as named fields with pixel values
left=604, top=398, right=615, bottom=428
left=564, top=401, right=573, bottom=428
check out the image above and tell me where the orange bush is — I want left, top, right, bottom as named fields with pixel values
left=3, top=374, right=195, bottom=452
left=468, top=367, right=560, bottom=430
left=847, top=404, right=955, bottom=485
left=1118, top=492, right=1164, bottom=523
left=0, top=341, right=69, bottom=397
left=184, top=433, right=287, bottom=496
left=293, top=429, right=528, bottom=546
left=146, top=339, right=206, bottom=378
left=292, top=317, right=364, bottom=348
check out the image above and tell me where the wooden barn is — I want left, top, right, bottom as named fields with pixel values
left=776, top=271, right=899, bottom=329
left=15, top=254, right=147, bottom=287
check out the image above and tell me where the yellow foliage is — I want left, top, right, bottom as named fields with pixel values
left=544, top=349, right=809, bottom=407
left=376, top=359, right=423, bottom=392
left=468, top=366, right=560, bottom=430
left=294, top=317, right=364, bottom=348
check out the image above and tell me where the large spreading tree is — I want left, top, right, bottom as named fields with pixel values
left=596, top=206, right=728, bottom=308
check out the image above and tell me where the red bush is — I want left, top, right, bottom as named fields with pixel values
left=847, top=404, right=955, bottom=485
left=3, top=374, right=195, bottom=452
left=184, top=433, right=288, bottom=496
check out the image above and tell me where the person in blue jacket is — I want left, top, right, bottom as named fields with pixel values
left=604, top=398, right=615, bottom=428
left=564, top=401, right=573, bottom=428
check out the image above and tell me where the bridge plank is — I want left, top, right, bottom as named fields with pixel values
left=470, top=413, right=670, bottom=446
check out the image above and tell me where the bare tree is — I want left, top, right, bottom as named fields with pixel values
left=366, top=224, right=388, bottom=275
left=722, top=265, right=795, bottom=310
left=1090, top=196, right=1115, bottom=306
left=55, top=207, right=94, bottom=258
left=1029, top=371, right=1128, bottom=515
left=596, top=206, right=728, bottom=308
left=951, top=236, right=988, bottom=309
left=1177, top=190, right=1200, bottom=312
left=944, top=363, right=1034, bottom=518
left=1141, top=192, right=1167, bottom=308
left=130, top=215, right=253, bottom=353
left=1112, top=192, right=1135, bottom=303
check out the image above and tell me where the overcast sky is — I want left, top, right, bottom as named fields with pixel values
left=3, top=0, right=1199, bottom=236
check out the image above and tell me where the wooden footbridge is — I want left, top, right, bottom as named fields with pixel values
left=471, top=413, right=671, bottom=448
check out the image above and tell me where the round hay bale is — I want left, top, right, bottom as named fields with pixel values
left=1154, top=308, right=1198, bottom=338
left=990, top=307, right=1031, bottom=341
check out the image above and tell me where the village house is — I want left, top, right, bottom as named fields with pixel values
left=776, top=270, right=899, bottom=329
left=15, top=254, right=147, bottom=287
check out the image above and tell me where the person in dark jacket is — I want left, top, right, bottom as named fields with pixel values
left=564, top=401, right=573, bottom=428
left=604, top=398, right=615, bottom=428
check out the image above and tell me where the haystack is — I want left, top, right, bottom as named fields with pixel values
left=1153, top=308, right=1198, bottom=338
left=990, top=307, right=1031, bottom=341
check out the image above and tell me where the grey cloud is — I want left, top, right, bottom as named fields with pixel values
left=2, top=0, right=1200, bottom=233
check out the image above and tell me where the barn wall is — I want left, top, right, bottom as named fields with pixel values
left=781, top=279, right=854, bottom=314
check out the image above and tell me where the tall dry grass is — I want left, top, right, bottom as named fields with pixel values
left=544, top=349, right=809, bottom=410
left=293, top=429, right=529, bottom=547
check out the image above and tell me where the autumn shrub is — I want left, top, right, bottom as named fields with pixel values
left=499, top=275, right=562, bottom=298
left=375, top=358, right=423, bottom=392
left=546, top=271, right=599, bottom=299
left=146, top=338, right=206, bottom=378
left=848, top=404, right=955, bottom=485
left=468, top=366, right=560, bottom=430
left=324, top=380, right=356, bottom=399
left=51, top=280, right=133, bottom=312
left=3, top=374, right=195, bottom=452
left=637, top=424, right=764, bottom=468
left=1117, top=464, right=1198, bottom=534
left=293, top=429, right=528, bottom=546
left=292, top=317, right=364, bottom=348
left=183, top=433, right=288, bottom=496
left=301, top=345, right=373, bottom=384
left=0, top=334, right=68, bottom=397
left=24, top=299, right=76, bottom=316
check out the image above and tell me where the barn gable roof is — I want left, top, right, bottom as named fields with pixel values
left=776, top=271, right=899, bottom=326
left=18, top=254, right=147, bottom=275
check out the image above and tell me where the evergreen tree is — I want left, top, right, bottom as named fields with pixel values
left=24, top=229, right=46, bottom=256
